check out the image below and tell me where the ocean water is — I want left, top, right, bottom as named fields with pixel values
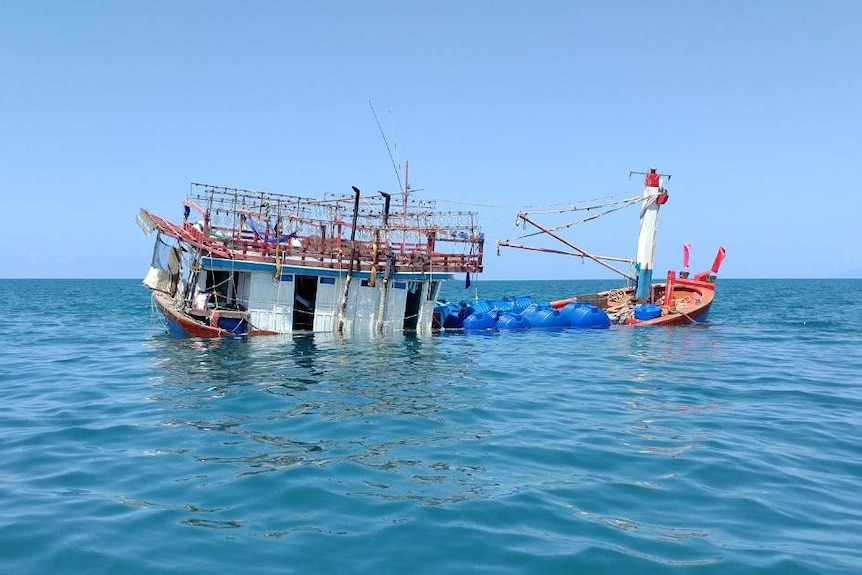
left=2, top=278, right=862, bottom=574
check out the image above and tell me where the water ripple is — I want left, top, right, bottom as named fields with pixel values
left=3, top=279, right=862, bottom=573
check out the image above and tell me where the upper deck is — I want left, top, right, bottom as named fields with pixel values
left=140, top=183, right=484, bottom=275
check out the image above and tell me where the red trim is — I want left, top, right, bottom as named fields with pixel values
left=637, top=275, right=715, bottom=325
left=665, top=270, right=676, bottom=303
left=141, top=209, right=233, bottom=259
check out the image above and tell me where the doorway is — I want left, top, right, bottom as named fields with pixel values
left=293, top=275, right=318, bottom=331
left=403, top=281, right=422, bottom=330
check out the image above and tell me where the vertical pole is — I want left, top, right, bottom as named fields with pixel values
left=400, top=161, right=409, bottom=255
left=634, top=172, right=662, bottom=301
left=376, top=192, right=392, bottom=332
left=347, top=187, right=360, bottom=275
left=337, top=186, right=361, bottom=333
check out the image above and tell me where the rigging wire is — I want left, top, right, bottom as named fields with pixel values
left=500, top=195, right=645, bottom=243
left=411, top=191, right=643, bottom=213
left=369, top=100, right=403, bottom=193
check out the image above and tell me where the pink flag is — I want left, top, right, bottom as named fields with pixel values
left=682, top=243, right=691, bottom=269
left=710, top=246, right=726, bottom=274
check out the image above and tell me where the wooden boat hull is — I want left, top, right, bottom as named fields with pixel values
left=550, top=275, right=716, bottom=327
left=629, top=276, right=715, bottom=325
left=152, top=291, right=278, bottom=338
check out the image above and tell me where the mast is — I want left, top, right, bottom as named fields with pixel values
left=634, top=167, right=667, bottom=301
left=400, top=160, right=409, bottom=255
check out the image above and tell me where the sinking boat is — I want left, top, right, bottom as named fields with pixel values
left=483, top=167, right=725, bottom=328
left=138, top=179, right=483, bottom=337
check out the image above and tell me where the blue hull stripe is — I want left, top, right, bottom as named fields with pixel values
left=200, top=257, right=454, bottom=281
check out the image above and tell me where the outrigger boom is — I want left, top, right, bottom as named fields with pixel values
left=499, top=211, right=635, bottom=281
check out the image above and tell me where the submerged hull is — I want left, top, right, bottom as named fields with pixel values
left=140, top=182, right=484, bottom=338
left=150, top=264, right=447, bottom=338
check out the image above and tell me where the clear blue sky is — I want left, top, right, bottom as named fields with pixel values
left=2, top=1, right=860, bottom=280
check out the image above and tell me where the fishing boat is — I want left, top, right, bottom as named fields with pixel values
left=489, top=167, right=725, bottom=328
left=138, top=180, right=483, bottom=337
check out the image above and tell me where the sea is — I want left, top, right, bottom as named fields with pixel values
left=2, top=278, right=861, bottom=574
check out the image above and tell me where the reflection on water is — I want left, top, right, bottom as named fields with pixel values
left=149, top=330, right=473, bottom=408
left=145, top=326, right=724, bottom=490
left=145, top=331, right=488, bottom=508
left=141, top=322, right=727, bottom=572
left=565, top=325, right=729, bottom=482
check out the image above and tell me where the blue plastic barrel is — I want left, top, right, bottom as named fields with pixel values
left=488, top=298, right=514, bottom=312
left=529, top=307, right=570, bottom=328
left=568, top=304, right=611, bottom=329
left=470, top=300, right=492, bottom=314
left=634, top=304, right=662, bottom=321
left=511, top=295, right=533, bottom=313
left=496, top=312, right=531, bottom=330
left=463, top=312, right=497, bottom=330
left=560, top=301, right=592, bottom=319
left=520, top=303, right=551, bottom=323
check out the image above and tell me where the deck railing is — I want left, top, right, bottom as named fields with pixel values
left=183, top=183, right=484, bottom=274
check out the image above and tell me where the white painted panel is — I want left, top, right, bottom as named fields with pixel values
left=346, top=281, right=379, bottom=334
left=247, top=271, right=294, bottom=308
left=236, top=273, right=251, bottom=308
left=250, top=307, right=291, bottom=333
left=313, top=277, right=339, bottom=333
left=383, top=282, right=408, bottom=332
left=416, top=280, right=442, bottom=334
left=247, top=271, right=294, bottom=333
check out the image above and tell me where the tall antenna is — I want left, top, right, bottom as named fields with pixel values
left=369, top=100, right=403, bottom=191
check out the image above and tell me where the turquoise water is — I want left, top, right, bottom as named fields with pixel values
left=2, top=278, right=861, bottom=574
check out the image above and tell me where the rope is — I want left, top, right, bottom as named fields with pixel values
left=504, top=197, right=643, bottom=243
left=150, top=293, right=165, bottom=332
left=522, top=194, right=644, bottom=216
left=607, top=288, right=630, bottom=304
left=274, top=241, right=283, bottom=282
left=421, top=192, right=641, bottom=213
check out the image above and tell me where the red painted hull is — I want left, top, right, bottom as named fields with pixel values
left=550, top=275, right=717, bottom=326
left=152, top=292, right=278, bottom=338
left=629, top=276, right=716, bottom=326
